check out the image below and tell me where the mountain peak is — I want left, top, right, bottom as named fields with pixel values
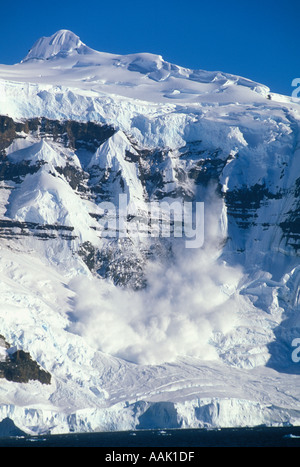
left=22, top=30, right=92, bottom=62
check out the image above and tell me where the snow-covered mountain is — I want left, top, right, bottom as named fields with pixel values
left=0, top=29, right=299, bottom=435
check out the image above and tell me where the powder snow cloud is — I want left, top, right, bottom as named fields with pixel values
left=68, top=191, right=244, bottom=365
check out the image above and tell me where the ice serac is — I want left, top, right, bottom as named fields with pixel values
left=0, top=30, right=299, bottom=435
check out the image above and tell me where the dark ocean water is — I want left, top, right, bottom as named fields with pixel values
left=0, top=426, right=300, bottom=449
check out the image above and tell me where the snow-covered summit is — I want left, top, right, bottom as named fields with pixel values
left=22, top=29, right=94, bottom=62
left=0, top=29, right=272, bottom=105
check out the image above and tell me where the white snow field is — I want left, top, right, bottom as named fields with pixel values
left=0, top=30, right=299, bottom=435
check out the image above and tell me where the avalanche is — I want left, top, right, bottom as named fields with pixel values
left=0, top=29, right=299, bottom=435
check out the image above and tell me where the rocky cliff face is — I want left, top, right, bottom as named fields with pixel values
left=0, top=106, right=299, bottom=368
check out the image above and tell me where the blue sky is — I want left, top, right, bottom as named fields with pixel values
left=0, top=0, right=299, bottom=96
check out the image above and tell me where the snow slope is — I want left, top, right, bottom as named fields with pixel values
left=0, top=30, right=299, bottom=434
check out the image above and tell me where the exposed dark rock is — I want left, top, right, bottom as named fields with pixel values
left=37, top=118, right=115, bottom=151
left=78, top=240, right=147, bottom=290
left=0, top=418, right=26, bottom=437
left=0, top=116, right=27, bottom=153
left=78, top=241, right=99, bottom=271
left=224, top=183, right=283, bottom=229
left=0, top=158, right=44, bottom=184
left=0, top=341, right=51, bottom=385
left=0, top=115, right=115, bottom=155
left=0, top=219, right=77, bottom=241
left=55, top=163, right=89, bottom=192
left=188, top=154, right=225, bottom=186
